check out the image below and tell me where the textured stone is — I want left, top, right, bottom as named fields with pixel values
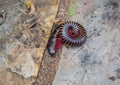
left=53, top=0, right=120, bottom=85
left=0, top=0, right=59, bottom=85
left=0, top=55, right=6, bottom=70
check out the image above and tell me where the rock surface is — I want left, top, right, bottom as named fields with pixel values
left=0, top=0, right=59, bottom=85
left=53, top=0, right=120, bottom=85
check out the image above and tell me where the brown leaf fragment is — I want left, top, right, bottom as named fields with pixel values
left=29, top=4, right=36, bottom=15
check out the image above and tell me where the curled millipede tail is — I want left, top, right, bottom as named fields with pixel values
left=59, top=21, right=87, bottom=47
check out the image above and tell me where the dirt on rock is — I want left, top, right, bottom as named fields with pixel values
left=0, top=0, right=60, bottom=85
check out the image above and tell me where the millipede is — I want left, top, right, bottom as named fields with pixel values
left=47, top=21, right=87, bottom=56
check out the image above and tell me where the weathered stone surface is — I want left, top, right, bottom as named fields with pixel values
left=0, top=0, right=59, bottom=85
left=53, top=0, right=120, bottom=85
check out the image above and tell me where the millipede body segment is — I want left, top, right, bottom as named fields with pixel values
left=47, top=21, right=87, bottom=56
left=59, top=21, right=87, bottom=47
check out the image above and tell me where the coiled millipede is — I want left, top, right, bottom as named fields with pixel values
left=47, top=21, right=87, bottom=56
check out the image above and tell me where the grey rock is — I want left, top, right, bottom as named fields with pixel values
left=53, top=0, right=120, bottom=85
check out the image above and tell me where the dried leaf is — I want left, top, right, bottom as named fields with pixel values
left=26, top=1, right=33, bottom=8
left=28, top=4, right=36, bottom=15
left=26, top=1, right=36, bottom=15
